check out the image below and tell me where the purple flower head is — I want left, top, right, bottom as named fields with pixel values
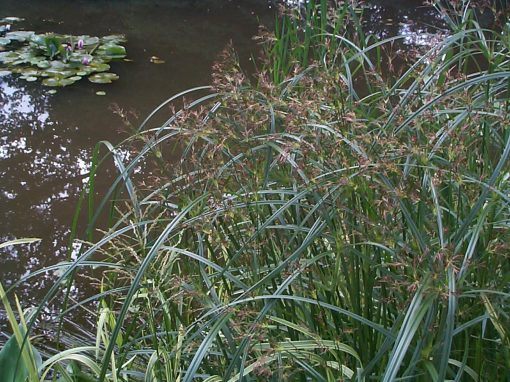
left=82, top=56, right=90, bottom=65
left=77, top=39, right=84, bottom=49
left=65, top=42, right=73, bottom=52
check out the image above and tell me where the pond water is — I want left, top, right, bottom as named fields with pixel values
left=0, top=0, right=444, bottom=307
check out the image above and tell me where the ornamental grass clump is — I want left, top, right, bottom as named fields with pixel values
left=2, top=1, right=510, bottom=381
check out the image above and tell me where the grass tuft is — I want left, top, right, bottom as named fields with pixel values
left=3, top=1, right=510, bottom=380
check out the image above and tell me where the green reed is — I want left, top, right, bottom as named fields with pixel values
left=2, top=0, right=510, bottom=381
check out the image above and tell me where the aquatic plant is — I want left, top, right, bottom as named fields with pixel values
left=2, top=1, right=510, bottom=381
left=0, top=20, right=126, bottom=87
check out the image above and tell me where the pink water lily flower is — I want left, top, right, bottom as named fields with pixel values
left=77, top=39, right=84, bottom=49
left=82, top=56, right=90, bottom=65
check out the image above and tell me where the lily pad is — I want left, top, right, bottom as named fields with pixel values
left=28, top=56, right=46, bottom=66
left=44, top=68, right=74, bottom=78
left=69, top=52, right=93, bottom=64
left=101, top=35, right=126, bottom=44
left=77, top=36, right=99, bottom=46
left=0, top=51, right=19, bottom=64
left=1, top=17, right=24, bottom=23
left=5, top=31, right=35, bottom=42
left=36, top=60, right=51, bottom=69
left=0, top=70, right=11, bottom=77
left=42, top=76, right=77, bottom=87
left=48, top=60, right=68, bottom=69
left=19, top=68, right=39, bottom=77
left=89, top=62, right=110, bottom=72
left=95, top=91, right=106, bottom=96
left=0, top=28, right=127, bottom=87
left=88, top=72, right=119, bottom=84
left=98, top=43, right=126, bottom=59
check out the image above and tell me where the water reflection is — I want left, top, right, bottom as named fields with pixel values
left=0, top=0, right=273, bottom=309
left=364, top=1, right=446, bottom=46
left=281, top=0, right=446, bottom=47
left=0, top=78, right=50, bottom=128
left=0, top=75, right=92, bottom=304
left=0, top=73, right=142, bottom=304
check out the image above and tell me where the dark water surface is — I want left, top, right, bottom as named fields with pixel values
left=0, top=0, right=276, bottom=303
left=0, top=0, right=445, bottom=308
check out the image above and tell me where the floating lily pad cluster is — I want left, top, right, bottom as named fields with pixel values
left=0, top=17, right=127, bottom=87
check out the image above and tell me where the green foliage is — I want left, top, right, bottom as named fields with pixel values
left=0, top=335, right=30, bottom=382
left=0, top=18, right=126, bottom=87
left=0, top=264, right=41, bottom=382
left=0, top=335, right=42, bottom=382
left=3, top=1, right=510, bottom=381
